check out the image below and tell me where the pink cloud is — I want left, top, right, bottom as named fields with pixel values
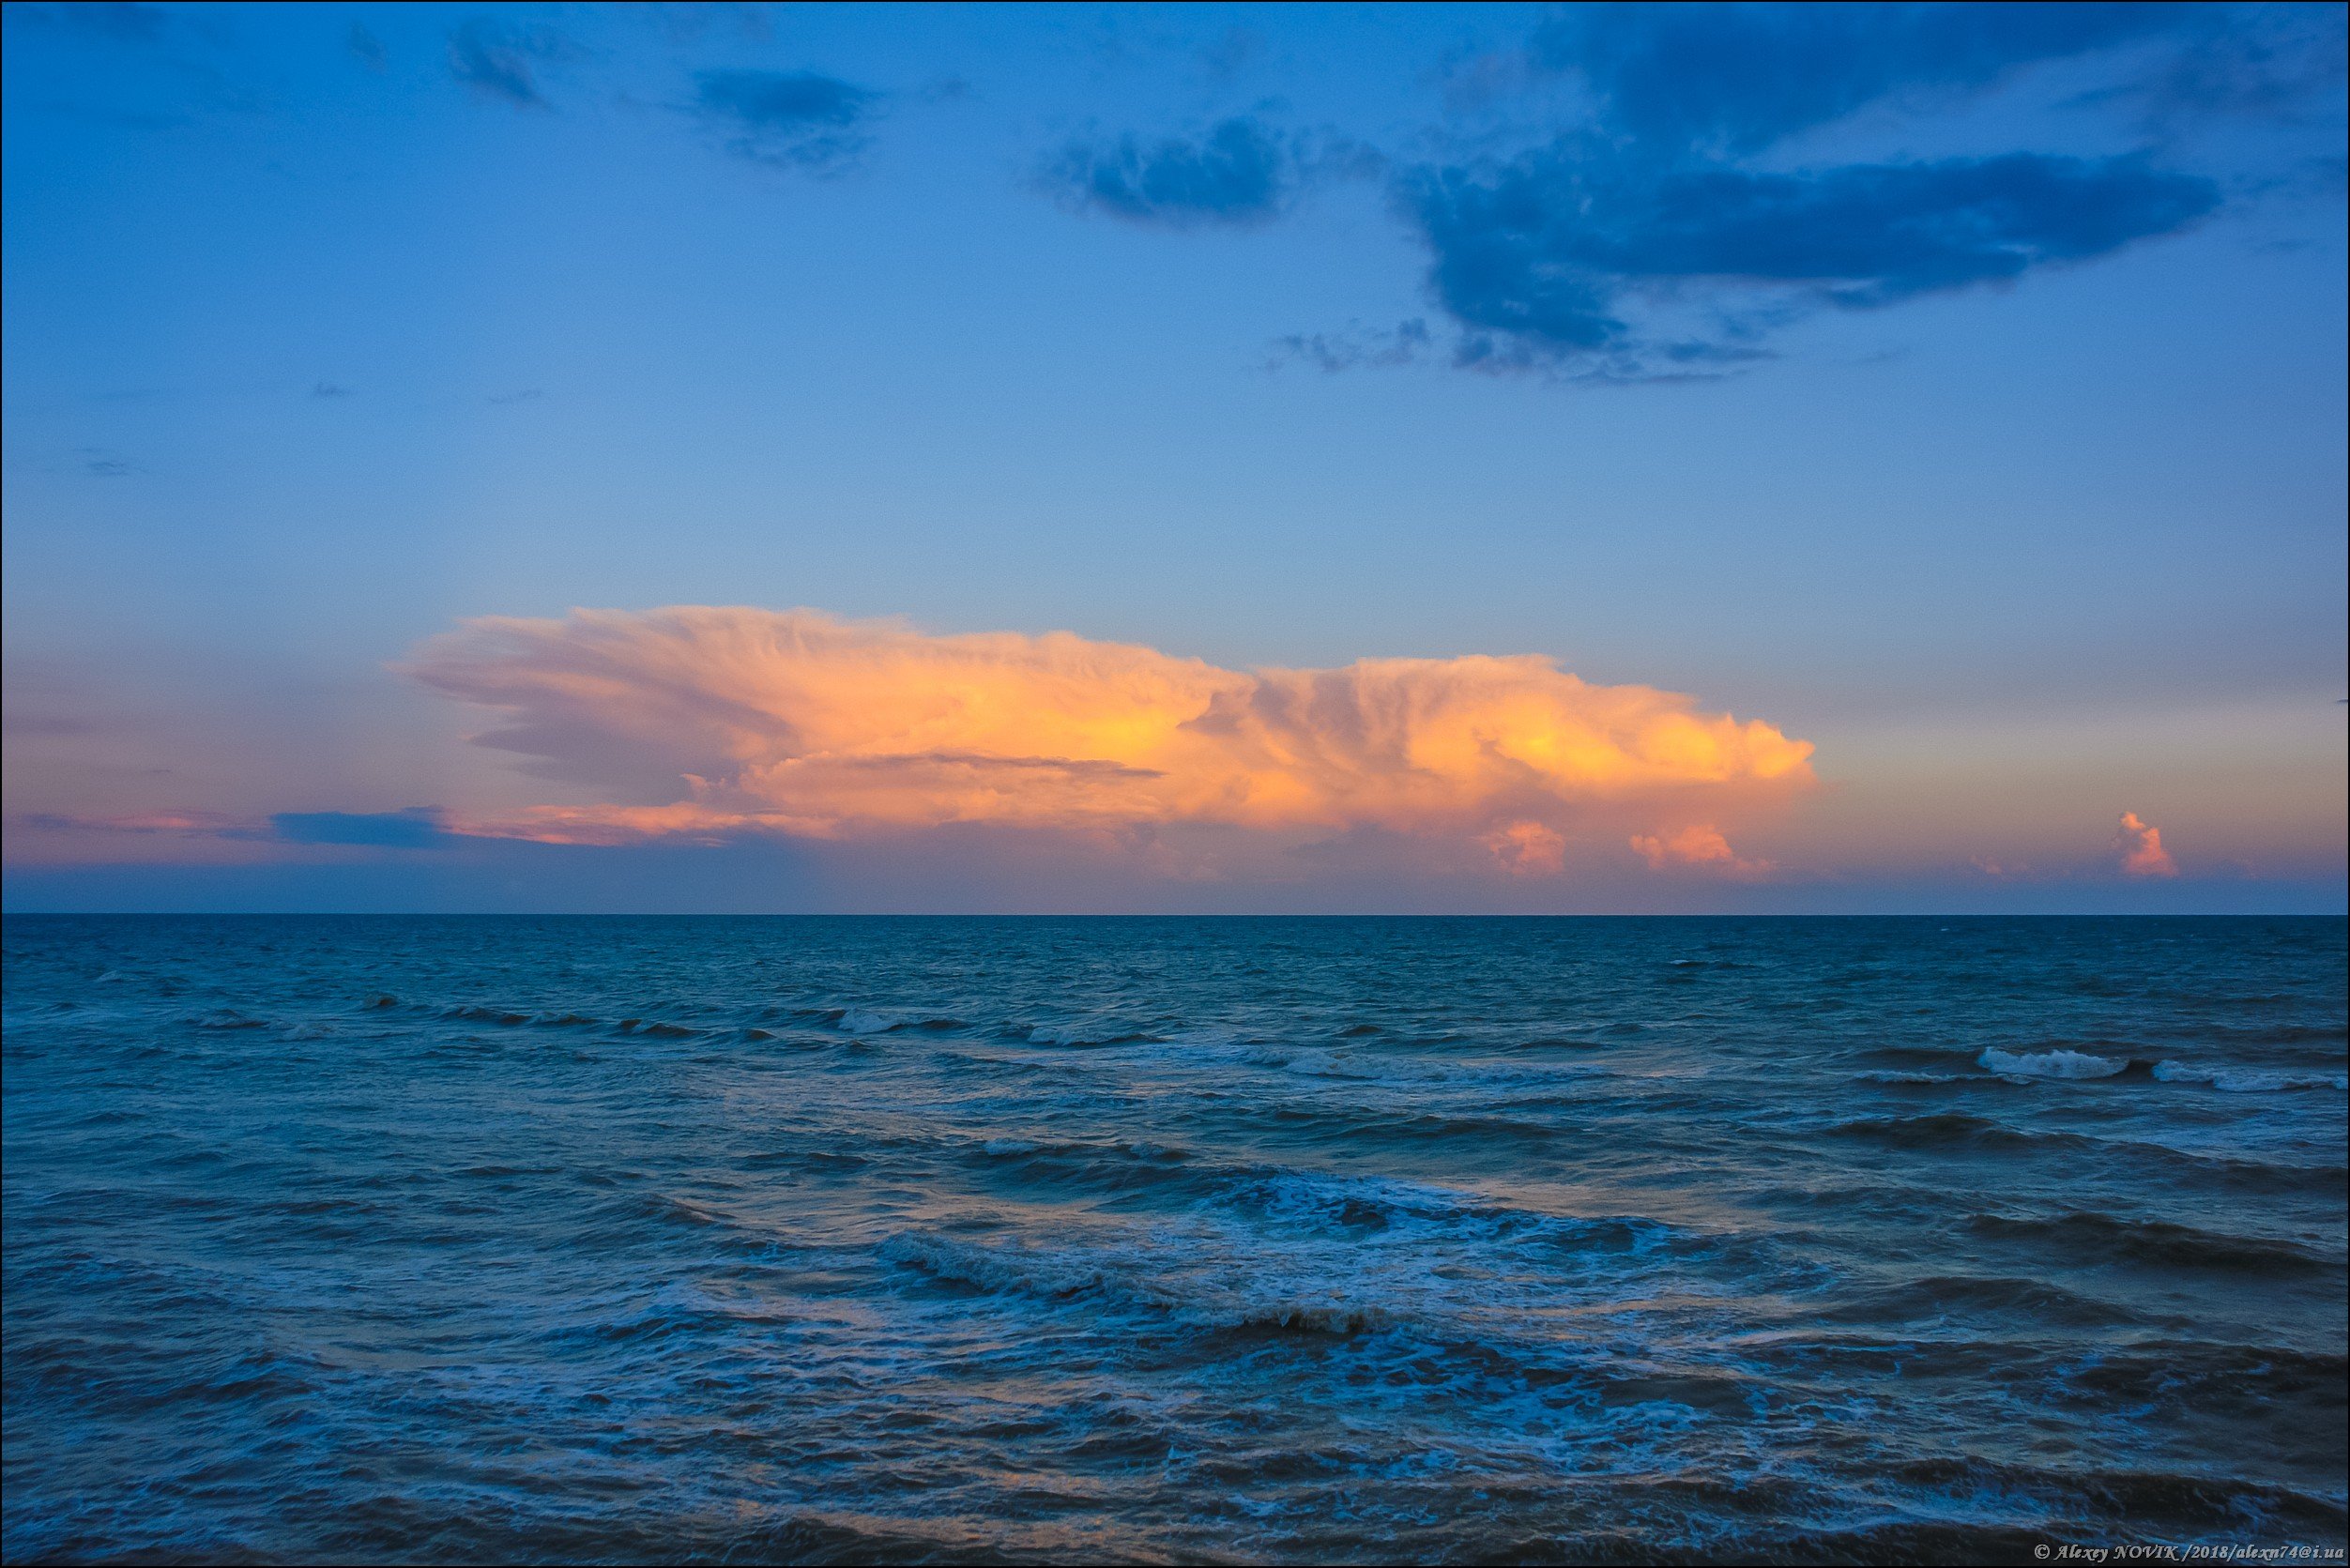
left=2116, top=811, right=2178, bottom=876
left=1480, top=820, right=1568, bottom=875
left=1628, top=823, right=1774, bottom=879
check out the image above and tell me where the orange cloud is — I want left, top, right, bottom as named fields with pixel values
left=2116, top=811, right=2178, bottom=876
left=1628, top=823, right=1774, bottom=878
left=408, top=607, right=1814, bottom=856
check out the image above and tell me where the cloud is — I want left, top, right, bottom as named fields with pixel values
left=269, top=809, right=452, bottom=848
left=1481, top=820, right=1567, bottom=876
left=2116, top=810, right=2178, bottom=876
left=1048, top=116, right=1297, bottom=227
left=405, top=607, right=1813, bottom=865
left=22, top=811, right=249, bottom=836
left=19, top=808, right=456, bottom=850
left=1629, top=823, right=1773, bottom=878
left=1530, top=2, right=2181, bottom=158
left=1269, top=318, right=1433, bottom=373
left=447, top=19, right=572, bottom=108
left=1402, top=145, right=2218, bottom=372
left=1378, top=4, right=2274, bottom=374
left=690, top=69, right=879, bottom=173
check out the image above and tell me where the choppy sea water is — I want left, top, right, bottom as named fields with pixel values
left=3, top=915, right=2343, bottom=1565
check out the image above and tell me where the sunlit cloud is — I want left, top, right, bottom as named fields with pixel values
left=1480, top=820, right=1567, bottom=876
left=405, top=607, right=1814, bottom=868
left=2116, top=810, right=2179, bottom=877
left=1628, top=823, right=1773, bottom=879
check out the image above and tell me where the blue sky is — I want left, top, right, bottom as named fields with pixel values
left=3, top=1, right=2343, bottom=912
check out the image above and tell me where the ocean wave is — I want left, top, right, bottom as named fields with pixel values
left=2152, top=1060, right=2348, bottom=1093
left=1962, top=1210, right=2337, bottom=1275
left=188, top=1009, right=269, bottom=1030
left=1824, top=1272, right=2148, bottom=1327
left=1025, top=1020, right=1160, bottom=1047
left=1829, top=1111, right=2065, bottom=1152
left=1978, top=1047, right=2126, bottom=1079
left=614, top=1018, right=700, bottom=1038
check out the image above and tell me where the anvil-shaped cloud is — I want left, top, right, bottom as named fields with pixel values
left=407, top=608, right=1812, bottom=870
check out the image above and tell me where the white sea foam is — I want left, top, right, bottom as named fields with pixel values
left=1978, top=1047, right=2126, bottom=1080
left=2151, top=1061, right=2348, bottom=1093
left=837, top=1009, right=895, bottom=1036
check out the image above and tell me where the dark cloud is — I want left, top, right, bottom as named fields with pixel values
left=1374, top=4, right=2269, bottom=375
left=1533, top=2, right=2180, bottom=159
left=690, top=69, right=879, bottom=173
left=1049, top=117, right=1294, bottom=227
left=1404, top=145, right=2219, bottom=368
left=447, top=19, right=572, bottom=108
left=269, top=809, right=452, bottom=849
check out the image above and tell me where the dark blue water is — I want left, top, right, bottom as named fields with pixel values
left=4, top=916, right=2344, bottom=1564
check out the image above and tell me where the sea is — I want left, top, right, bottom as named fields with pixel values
left=3, top=915, right=2343, bottom=1564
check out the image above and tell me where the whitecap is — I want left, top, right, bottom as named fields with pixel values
left=837, top=1009, right=895, bottom=1036
left=2152, top=1061, right=2348, bottom=1093
left=1977, top=1047, right=2126, bottom=1080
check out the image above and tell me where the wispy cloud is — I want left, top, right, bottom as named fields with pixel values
left=1047, top=116, right=1300, bottom=227
left=347, top=23, right=387, bottom=71
left=405, top=606, right=1814, bottom=871
left=689, top=69, right=880, bottom=173
left=448, top=19, right=574, bottom=109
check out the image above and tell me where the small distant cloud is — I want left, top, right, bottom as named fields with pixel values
left=448, top=19, right=573, bottom=108
left=2116, top=811, right=2178, bottom=877
left=487, top=387, right=544, bottom=405
left=690, top=69, right=880, bottom=173
left=84, top=455, right=134, bottom=478
left=270, top=808, right=453, bottom=848
left=1630, top=824, right=1773, bottom=879
left=1198, top=25, right=1262, bottom=79
left=1268, top=318, right=1432, bottom=373
left=312, top=382, right=352, bottom=399
left=347, top=23, right=386, bottom=70
left=1481, top=820, right=1566, bottom=876
left=1048, top=116, right=1297, bottom=228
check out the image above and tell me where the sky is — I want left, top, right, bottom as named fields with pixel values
left=2, top=0, right=2343, bottom=914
